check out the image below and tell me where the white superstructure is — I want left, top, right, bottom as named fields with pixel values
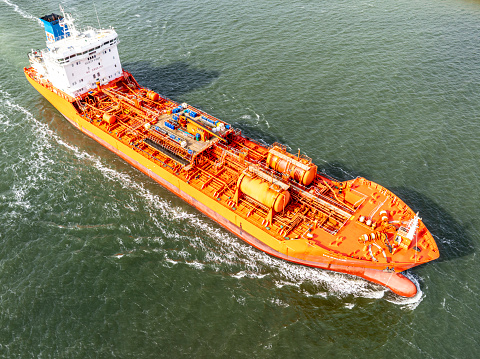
left=28, top=9, right=122, bottom=98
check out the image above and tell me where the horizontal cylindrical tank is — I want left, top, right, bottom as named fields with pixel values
left=266, top=151, right=317, bottom=186
left=238, top=174, right=290, bottom=212
left=146, top=90, right=159, bottom=101
left=103, top=113, right=116, bottom=125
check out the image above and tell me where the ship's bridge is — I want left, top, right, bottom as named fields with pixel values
left=31, top=11, right=122, bottom=97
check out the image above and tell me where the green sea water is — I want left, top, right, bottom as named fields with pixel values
left=1, top=0, right=479, bottom=357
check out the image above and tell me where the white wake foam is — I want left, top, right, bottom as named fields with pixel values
left=0, top=88, right=56, bottom=210
left=1, top=0, right=42, bottom=26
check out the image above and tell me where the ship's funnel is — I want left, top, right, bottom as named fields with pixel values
left=39, top=13, right=67, bottom=43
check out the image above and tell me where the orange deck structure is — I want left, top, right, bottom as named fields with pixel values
left=24, top=66, right=439, bottom=297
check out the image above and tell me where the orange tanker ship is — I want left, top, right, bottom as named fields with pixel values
left=25, top=10, right=439, bottom=297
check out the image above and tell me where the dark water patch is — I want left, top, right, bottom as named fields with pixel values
left=391, top=187, right=474, bottom=262
left=123, top=61, right=220, bottom=100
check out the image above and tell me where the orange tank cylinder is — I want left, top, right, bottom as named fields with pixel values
left=238, top=175, right=290, bottom=212
left=146, top=90, right=159, bottom=101
left=103, top=113, right=117, bottom=125
left=266, top=152, right=317, bottom=186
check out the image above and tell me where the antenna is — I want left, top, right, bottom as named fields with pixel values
left=59, top=5, right=77, bottom=39
left=92, top=1, right=101, bottom=28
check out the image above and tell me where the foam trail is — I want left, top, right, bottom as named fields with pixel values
left=1, top=0, right=43, bottom=26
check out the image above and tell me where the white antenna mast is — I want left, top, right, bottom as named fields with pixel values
left=59, top=5, right=77, bottom=39
left=406, top=212, right=420, bottom=241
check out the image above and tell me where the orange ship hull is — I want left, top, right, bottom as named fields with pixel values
left=25, top=68, right=438, bottom=297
